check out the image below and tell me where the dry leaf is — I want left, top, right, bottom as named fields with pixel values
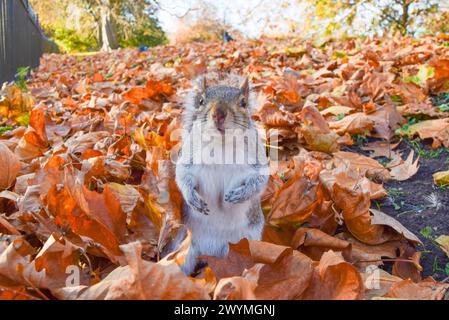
left=388, top=150, right=420, bottom=181
left=54, top=242, right=210, bottom=300
left=0, top=142, right=21, bottom=190
left=384, top=279, right=449, bottom=300
left=433, top=170, right=449, bottom=187
left=435, top=235, right=449, bottom=258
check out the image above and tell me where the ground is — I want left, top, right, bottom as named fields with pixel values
left=1, top=37, right=449, bottom=300
left=345, top=138, right=449, bottom=280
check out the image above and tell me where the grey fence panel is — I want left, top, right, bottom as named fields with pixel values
left=0, top=0, right=58, bottom=85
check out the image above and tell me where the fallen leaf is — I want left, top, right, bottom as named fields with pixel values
left=333, top=151, right=391, bottom=182
left=329, top=112, right=375, bottom=135
left=433, top=170, right=449, bottom=187
left=54, top=242, right=210, bottom=300
left=435, top=235, right=449, bottom=258
left=300, top=251, right=364, bottom=300
left=370, top=209, right=421, bottom=244
left=301, top=103, right=340, bottom=153
left=400, top=118, right=449, bottom=148
left=388, top=150, right=420, bottom=181
left=0, top=142, right=21, bottom=190
left=291, top=228, right=352, bottom=261
left=384, top=279, right=449, bottom=300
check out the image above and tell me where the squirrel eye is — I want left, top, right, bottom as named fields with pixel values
left=198, top=97, right=204, bottom=106
left=240, top=98, right=247, bottom=108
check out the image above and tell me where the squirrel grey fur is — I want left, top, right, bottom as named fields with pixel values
left=173, top=73, right=269, bottom=275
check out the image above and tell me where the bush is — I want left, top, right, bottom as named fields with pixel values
left=52, top=28, right=98, bottom=53
left=118, top=20, right=168, bottom=48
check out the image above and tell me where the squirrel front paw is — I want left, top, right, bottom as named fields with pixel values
left=187, top=191, right=210, bottom=215
left=224, top=185, right=250, bottom=204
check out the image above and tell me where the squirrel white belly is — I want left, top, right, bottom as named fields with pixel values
left=173, top=73, right=268, bottom=274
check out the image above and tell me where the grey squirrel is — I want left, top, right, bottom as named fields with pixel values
left=173, top=73, right=269, bottom=275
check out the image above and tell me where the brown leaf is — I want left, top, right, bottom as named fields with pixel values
left=400, top=118, right=449, bottom=148
left=384, top=279, right=449, bottom=300
left=333, top=151, right=391, bottom=182
left=329, top=112, right=375, bottom=136
left=301, top=103, right=339, bottom=153
left=0, top=142, right=21, bottom=190
left=370, top=209, right=421, bottom=244
left=291, top=227, right=352, bottom=261
left=268, top=158, right=321, bottom=225
left=324, top=171, right=400, bottom=245
left=300, top=251, right=364, bottom=300
left=54, top=242, right=210, bottom=300
left=360, top=140, right=401, bottom=158
left=213, top=243, right=314, bottom=300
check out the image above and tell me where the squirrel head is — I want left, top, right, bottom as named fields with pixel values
left=183, top=73, right=256, bottom=134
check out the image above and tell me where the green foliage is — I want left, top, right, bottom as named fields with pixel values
left=390, top=95, right=404, bottom=105
left=30, top=0, right=166, bottom=52
left=437, top=104, right=449, bottom=112
left=305, top=0, right=441, bottom=38
left=15, top=67, right=30, bottom=92
left=16, top=113, right=30, bottom=127
left=53, top=28, right=98, bottom=53
left=351, top=133, right=368, bottom=145
left=403, top=65, right=435, bottom=87
left=118, top=19, right=167, bottom=48
left=420, top=226, right=434, bottom=239
left=0, top=126, right=14, bottom=136
left=332, top=51, right=347, bottom=59
left=431, top=92, right=449, bottom=112
left=387, top=187, right=404, bottom=211
left=432, top=257, right=449, bottom=277
left=395, top=117, right=419, bottom=136
left=409, top=139, right=446, bottom=159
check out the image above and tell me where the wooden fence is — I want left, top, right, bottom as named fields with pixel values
left=0, top=0, right=58, bottom=85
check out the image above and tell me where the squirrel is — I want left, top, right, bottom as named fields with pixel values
left=172, top=73, right=269, bottom=275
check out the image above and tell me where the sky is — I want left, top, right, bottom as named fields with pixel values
left=156, top=0, right=308, bottom=39
left=156, top=0, right=449, bottom=40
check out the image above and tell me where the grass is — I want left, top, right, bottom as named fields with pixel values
left=385, top=187, right=405, bottom=211
left=408, top=139, right=448, bottom=158
left=69, top=51, right=101, bottom=57
left=351, top=133, right=368, bottom=145
left=432, top=256, right=449, bottom=277
left=419, top=226, right=449, bottom=277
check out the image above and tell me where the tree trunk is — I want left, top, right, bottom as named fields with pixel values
left=99, top=1, right=118, bottom=51
left=400, top=0, right=411, bottom=36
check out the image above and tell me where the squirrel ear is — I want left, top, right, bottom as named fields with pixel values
left=196, top=75, right=207, bottom=94
left=239, top=77, right=249, bottom=97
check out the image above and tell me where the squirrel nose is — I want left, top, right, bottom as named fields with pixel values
left=212, top=108, right=227, bottom=123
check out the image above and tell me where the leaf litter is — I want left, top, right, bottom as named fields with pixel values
left=1, top=36, right=449, bottom=300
